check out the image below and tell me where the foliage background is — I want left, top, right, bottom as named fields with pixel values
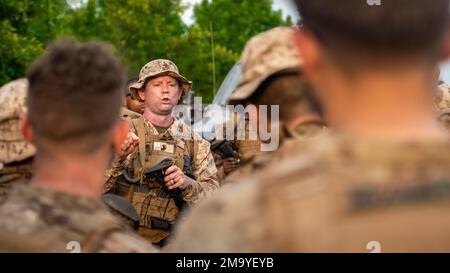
left=0, top=0, right=292, bottom=102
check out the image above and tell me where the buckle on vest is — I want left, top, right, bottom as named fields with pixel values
left=133, top=184, right=150, bottom=193
left=149, top=218, right=174, bottom=231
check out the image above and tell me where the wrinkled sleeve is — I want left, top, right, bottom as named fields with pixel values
left=103, top=155, right=133, bottom=193
left=213, top=152, right=226, bottom=184
left=182, top=132, right=220, bottom=204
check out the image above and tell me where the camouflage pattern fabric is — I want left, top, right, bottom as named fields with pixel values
left=168, top=133, right=450, bottom=252
left=229, top=27, right=302, bottom=102
left=129, top=59, right=192, bottom=99
left=0, top=184, right=157, bottom=253
left=0, top=79, right=35, bottom=164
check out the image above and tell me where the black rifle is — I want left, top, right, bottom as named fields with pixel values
left=143, top=157, right=187, bottom=211
left=210, top=139, right=239, bottom=159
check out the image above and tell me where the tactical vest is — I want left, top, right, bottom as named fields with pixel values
left=0, top=160, right=33, bottom=183
left=113, top=116, right=192, bottom=244
left=0, top=159, right=33, bottom=202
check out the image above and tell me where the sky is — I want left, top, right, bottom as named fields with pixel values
left=441, top=62, right=450, bottom=83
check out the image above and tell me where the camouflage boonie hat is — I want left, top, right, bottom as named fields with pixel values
left=130, top=59, right=192, bottom=98
left=230, top=27, right=303, bottom=102
left=0, top=79, right=36, bottom=164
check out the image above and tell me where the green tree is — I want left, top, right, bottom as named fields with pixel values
left=64, top=0, right=187, bottom=76
left=0, top=20, right=44, bottom=84
left=63, top=0, right=234, bottom=101
left=0, top=0, right=291, bottom=102
left=171, top=25, right=239, bottom=102
left=193, top=0, right=292, bottom=54
left=0, top=0, right=69, bottom=85
left=0, top=0, right=70, bottom=45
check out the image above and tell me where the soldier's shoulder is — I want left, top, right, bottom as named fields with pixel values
left=168, top=180, right=266, bottom=252
left=224, top=132, right=331, bottom=184
left=0, top=185, right=50, bottom=235
left=1, top=185, right=110, bottom=232
left=100, top=231, right=158, bottom=253
left=120, top=107, right=142, bottom=120
left=259, top=135, right=450, bottom=207
left=174, top=136, right=450, bottom=251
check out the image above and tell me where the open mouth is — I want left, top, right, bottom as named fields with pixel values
left=161, top=98, right=171, bottom=104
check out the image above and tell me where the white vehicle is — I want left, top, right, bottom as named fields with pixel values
left=192, top=62, right=241, bottom=140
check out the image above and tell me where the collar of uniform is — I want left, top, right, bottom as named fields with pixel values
left=143, top=118, right=160, bottom=135
left=11, top=184, right=107, bottom=212
left=257, top=132, right=450, bottom=195
left=144, top=117, right=187, bottom=141
left=310, top=132, right=450, bottom=167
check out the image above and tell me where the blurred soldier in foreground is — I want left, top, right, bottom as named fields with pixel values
left=168, top=0, right=450, bottom=252
left=0, top=40, right=156, bottom=253
left=219, top=26, right=325, bottom=184
left=104, top=59, right=219, bottom=246
left=0, top=79, right=35, bottom=202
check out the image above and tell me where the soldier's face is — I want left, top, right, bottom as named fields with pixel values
left=126, top=94, right=144, bottom=114
left=139, top=75, right=182, bottom=115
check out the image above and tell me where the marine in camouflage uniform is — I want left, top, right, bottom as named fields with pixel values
left=0, top=40, right=156, bottom=253
left=435, top=80, right=450, bottom=129
left=104, top=59, right=219, bottom=245
left=216, top=27, right=325, bottom=184
left=212, top=111, right=260, bottom=182
left=167, top=0, right=450, bottom=252
left=168, top=134, right=450, bottom=252
left=0, top=79, right=35, bottom=202
left=121, top=77, right=144, bottom=119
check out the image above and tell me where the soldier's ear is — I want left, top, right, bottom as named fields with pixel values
left=138, top=89, right=145, bottom=101
left=177, top=87, right=182, bottom=101
left=293, top=28, right=323, bottom=86
left=20, top=116, right=34, bottom=144
left=113, top=120, right=130, bottom=151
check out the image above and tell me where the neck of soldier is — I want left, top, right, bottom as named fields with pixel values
left=143, top=108, right=174, bottom=127
left=321, top=65, right=446, bottom=141
left=31, top=146, right=110, bottom=199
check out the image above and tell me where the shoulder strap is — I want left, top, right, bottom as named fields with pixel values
left=185, top=128, right=198, bottom=163
left=131, top=116, right=147, bottom=170
left=193, top=133, right=198, bottom=163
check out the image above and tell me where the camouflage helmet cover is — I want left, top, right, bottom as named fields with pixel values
left=0, top=79, right=36, bottom=164
left=230, top=27, right=303, bottom=102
